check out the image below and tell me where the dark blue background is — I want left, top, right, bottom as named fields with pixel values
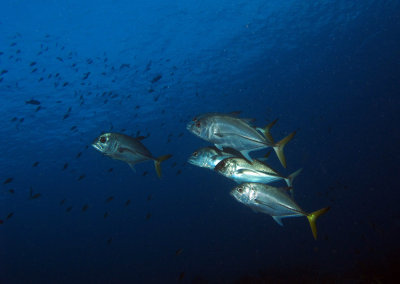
left=1, top=1, right=399, bottom=283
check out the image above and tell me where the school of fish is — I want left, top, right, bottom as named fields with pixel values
left=186, top=112, right=330, bottom=240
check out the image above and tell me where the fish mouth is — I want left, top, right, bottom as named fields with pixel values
left=186, top=122, right=194, bottom=131
left=187, top=157, right=199, bottom=166
left=230, top=189, right=239, bottom=199
left=91, top=143, right=102, bottom=152
left=186, top=121, right=200, bottom=135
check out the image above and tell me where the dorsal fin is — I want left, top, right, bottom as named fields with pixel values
left=228, top=111, right=242, bottom=116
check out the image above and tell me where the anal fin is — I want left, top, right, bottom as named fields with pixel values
left=128, top=163, right=136, bottom=172
left=272, top=216, right=284, bottom=226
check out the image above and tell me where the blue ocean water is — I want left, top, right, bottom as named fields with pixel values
left=1, top=0, right=399, bottom=283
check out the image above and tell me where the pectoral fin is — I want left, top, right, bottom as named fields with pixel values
left=236, top=169, right=259, bottom=175
left=254, top=198, right=273, bottom=208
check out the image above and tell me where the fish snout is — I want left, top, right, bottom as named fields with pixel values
left=186, top=121, right=201, bottom=135
left=187, top=156, right=197, bottom=165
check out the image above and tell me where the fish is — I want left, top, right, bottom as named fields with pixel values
left=82, top=204, right=89, bottom=212
left=4, top=177, right=13, bottom=184
left=7, top=212, right=13, bottom=219
left=8, top=189, right=15, bottom=194
left=30, top=193, right=41, bottom=199
left=105, top=196, right=114, bottom=203
left=92, top=132, right=172, bottom=178
left=231, top=183, right=330, bottom=239
left=78, top=174, right=85, bottom=181
left=32, top=161, right=39, bottom=167
left=175, top=248, right=183, bottom=255
left=151, top=74, right=162, bottom=83
left=104, top=212, right=109, bottom=219
left=26, top=99, right=41, bottom=105
left=188, top=146, right=236, bottom=170
left=125, top=199, right=131, bottom=206
left=62, top=163, right=68, bottom=170
left=60, top=199, right=66, bottom=205
left=145, top=213, right=152, bottom=220
left=187, top=113, right=295, bottom=168
left=0, top=220, right=3, bottom=225
left=214, top=157, right=302, bottom=190
left=82, top=72, right=90, bottom=80
left=66, top=206, right=73, bottom=212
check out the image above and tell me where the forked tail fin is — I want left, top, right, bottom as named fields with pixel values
left=257, top=119, right=278, bottom=144
left=285, top=168, right=303, bottom=187
left=272, top=131, right=296, bottom=168
left=306, top=207, right=330, bottom=240
left=154, top=154, right=173, bottom=178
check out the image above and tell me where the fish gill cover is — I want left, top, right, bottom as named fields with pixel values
left=0, top=0, right=399, bottom=283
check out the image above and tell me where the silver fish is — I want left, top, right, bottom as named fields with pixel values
left=231, top=183, right=329, bottom=239
left=186, top=113, right=295, bottom=168
left=188, top=146, right=236, bottom=170
left=214, top=157, right=302, bottom=191
left=92, top=132, right=172, bottom=178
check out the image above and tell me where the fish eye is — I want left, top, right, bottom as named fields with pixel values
left=100, top=136, right=106, bottom=143
left=238, top=187, right=243, bottom=193
left=195, top=121, right=201, bottom=127
left=193, top=151, right=198, bottom=157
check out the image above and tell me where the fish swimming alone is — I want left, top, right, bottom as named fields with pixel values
left=186, top=113, right=295, bottom=168
left=231, top=182, right=329, bottom=239
left=92, top=132, right=172, bottom=178
left=214, top=157, right=302, bottom=190
left=188, top=146, right=236, bottom=170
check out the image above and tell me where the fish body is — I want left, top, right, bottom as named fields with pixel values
left=26, top=99, right=40, bottom=105
left=92, top=132, right=171, bottom=178
left=231, top=183, right=329, bottom=239
left=188, top=146, right=236, bottom=170
left=187, top=113, right=294, bottom=167
left=231, top=183, right=304, bottom=219
left=215, top=157, right=302, bottom=188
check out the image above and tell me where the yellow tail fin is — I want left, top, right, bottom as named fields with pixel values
left=306, top=207, right=330, bottom=240
left=262, top=119, right=278, bottom=143
left=154, top=154, right=172, bottom=178
left=272, top=131, right=296, bottom=168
